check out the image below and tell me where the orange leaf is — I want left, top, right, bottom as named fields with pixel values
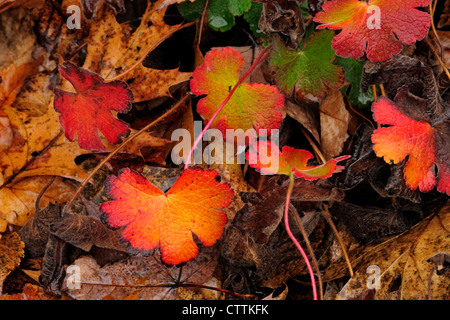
left=371, top=88, right=449, bottom=195
left=246, top=140, right=350, bottom=179
left=100, top=168, right=233, bottom=265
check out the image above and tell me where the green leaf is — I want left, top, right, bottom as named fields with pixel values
left=208, top=0, right=235, bottom=31
left=177, top=0, right=205, bottom=21
left=243, top=1, right=264, bottom=37
left=178, top=0, right=254, bottom=32
left=269, top=29, right=345, bottom=99
left=227, top=0, right=252, bottom=16
left=335, top=57, right=374, bottom=108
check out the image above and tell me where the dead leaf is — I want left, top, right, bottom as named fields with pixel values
left=0, top=231, right=24, bottom=294
left=0, top=176, right=76, bottom=232
left=319, top=89, right=351, bottom=160
left=81, top=0, right=192, bottom=103
left=63, top=245, right=220, bottom=300
left=325, top=203, right=450, bottom=300
left=0, top=283, right=55, bottom=300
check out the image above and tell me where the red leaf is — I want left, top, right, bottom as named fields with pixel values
left=100, top=168, right=233, bottom=265
left=53, top=61, right=133, bottom=151
left=246, top=140, right=350, bottom=179
left=313, top=0, right=432, bottom=62
left=371, top=90, right=449, bottom=195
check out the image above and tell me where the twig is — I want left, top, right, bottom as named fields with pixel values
left=291, top=205, right=324, bottom=300
left=425, top=37, right=450, bottom=81
left=429, top=2, right=444, bottom=60
left=299, top=126, right=326, bottom=164
left=321, top=205, right=354, bottom=278
left=63, top=94, right=191, bottom=214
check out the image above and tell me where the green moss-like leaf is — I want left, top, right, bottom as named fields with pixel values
left=269, top=29, right=345, bottom=98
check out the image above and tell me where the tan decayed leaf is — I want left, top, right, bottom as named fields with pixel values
left=0, top=232, right=24, bottom=294
left=80, top=0, right=192, bottom=102
left=0, top=176, right=75, bottom=231
left=324, top=203, right=450, bottom=300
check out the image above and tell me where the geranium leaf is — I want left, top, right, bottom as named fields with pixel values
left=190, top=47, right=284, bottom=145
left=269, top=30, right=345, bottom=99
left=246, top=140, right=350, bottom=179
left=53, top=61, right=133, bottom=151
left=100, top=168, right=233, bottom=265
left=313, top=0, right=432, bottom=62
left=371, top=88, right=449, bottom=195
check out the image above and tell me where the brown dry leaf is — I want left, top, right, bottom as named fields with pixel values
left=0, top=7, right=42, bottom=105
left=436, top=31, right=450, bottom=68
left=0, top=0, right=43, bottom=13
left=0, top=176, right=76, bottom=232
left=319, top=89, right=351, bottom=160
left=324, top=203, right=450, bottom=300
left=0, top=283, right=56, bottom=300
left=0, top=231, right=24, bottom=294
left=80, top=0, right=192, bottom=103
left=63, top=245, right=220, bottom=300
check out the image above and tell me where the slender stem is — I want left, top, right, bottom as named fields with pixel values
left=321, top=205, right=354, bottom=277
left=63, top=94, right=191, bottom=214
left=379, top=83, right=386, bottom=97
left=299, top=126, right=325, bottom=164
left=284, top=174, right=318, bottom=300
left=425, top=37, right=450, bottom=81
left=184, top=44, right=273, bottom=169
left=291, top=206, right=323, bottom=300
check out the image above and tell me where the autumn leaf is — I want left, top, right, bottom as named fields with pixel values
left=246, top=140, right=350, bottom=179
left=53, top=61, right=134, bottom=151
left=371, top=88, right=449, bottom=195
left=190, top=47, right=284, bottom=145
left=100, top=168, right=233, bottom=265
left=313, top=0, right=432, bottom=62
left=269, top=30, right=345, bottom=99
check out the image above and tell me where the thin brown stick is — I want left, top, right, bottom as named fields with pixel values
left=63, top=94, right=191, bottom=214
left=425, top=37, right=450, bottom=81
left=379, top=83, right=386, bottom=97
left=299, top=126, right=326, bottom=164
left=196, top=0, right=210, bottom=46
left=429, top=2, right=444, bottom=60
left=105, top=22, right=195, bottom=82
left=291, top=205, right=324, bottom=300
left=321, top=205, right=354, bottom=277
left=345, top=96, right=375, bottom=129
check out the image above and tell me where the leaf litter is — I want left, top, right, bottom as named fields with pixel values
left=0, top=0, right=449, bottom=301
